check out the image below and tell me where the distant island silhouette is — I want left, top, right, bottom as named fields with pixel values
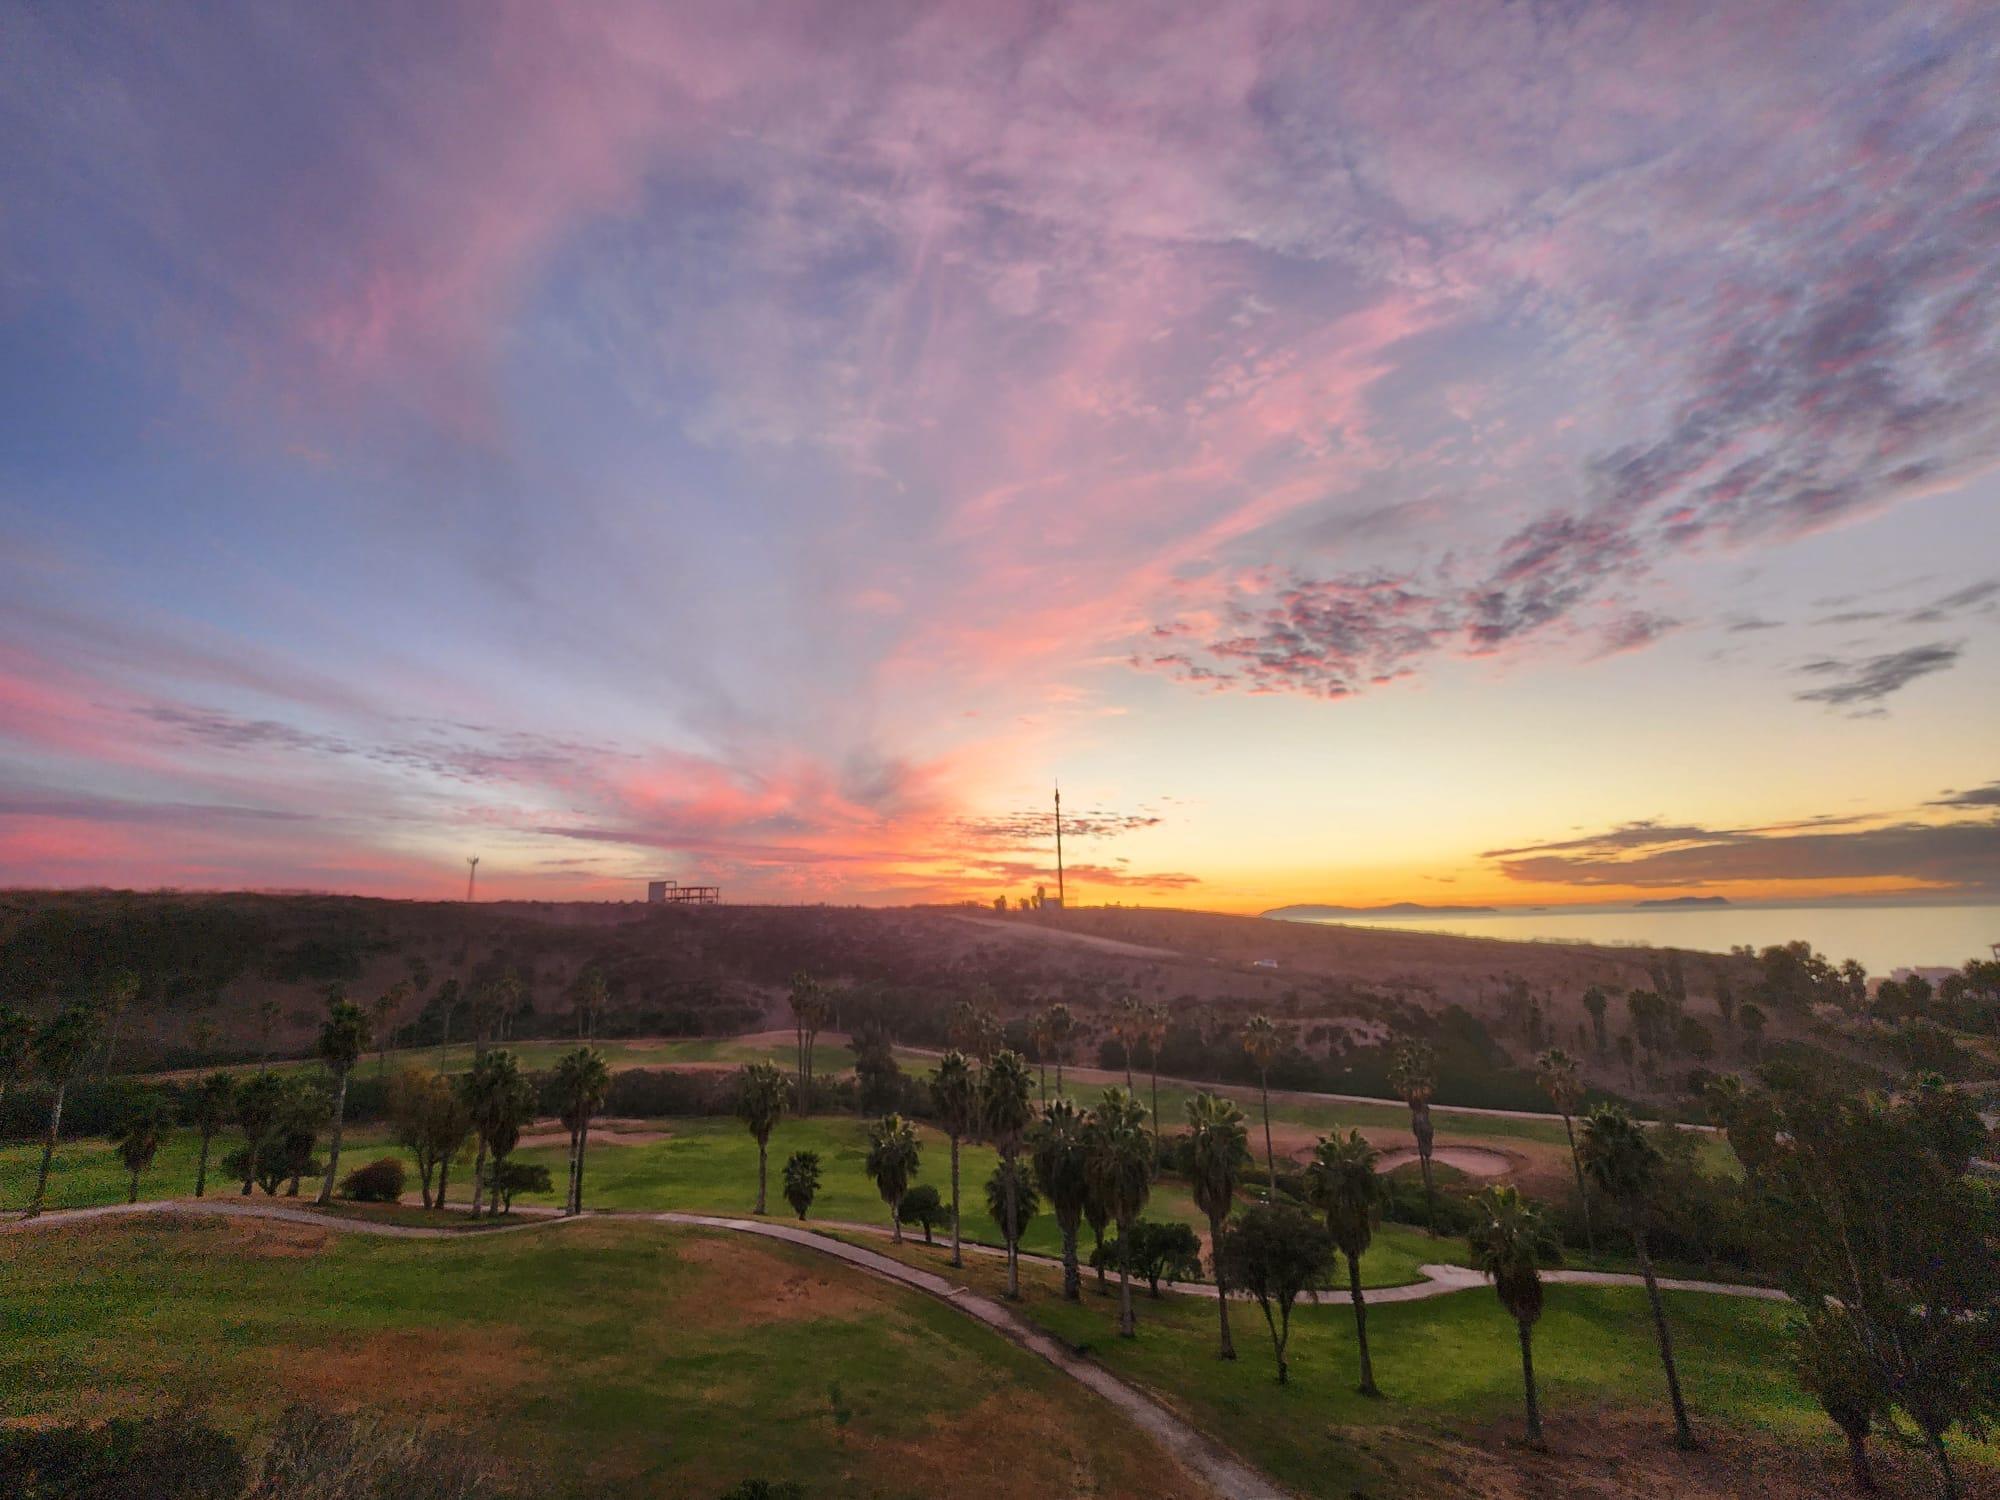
left=1633, top=895, right=1733, bottom=909
left=1262, top=901, right=1500, bottom=919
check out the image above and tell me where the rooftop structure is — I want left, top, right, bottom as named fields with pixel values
left=648, top=879, right=719, bottom=905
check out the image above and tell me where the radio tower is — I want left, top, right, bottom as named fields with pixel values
left=465, top=855, right=480, bottom=902
left=1054, top=782, right=1065, bottom=909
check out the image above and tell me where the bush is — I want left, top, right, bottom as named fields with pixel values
left=0, top=1411, right=246, bottom=1500
left=718, top=1483, right=804, bottom=1500
left=897, top=1184, right=947, bottom=1243
left=490, top=1160, right=551, bottom=1212
left=339, top=1156, right=406, bottom=1204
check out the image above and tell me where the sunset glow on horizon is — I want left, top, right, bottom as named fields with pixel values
left=3, top=2, right=1998, bottom=911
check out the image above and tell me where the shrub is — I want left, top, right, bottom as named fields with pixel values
left=0, top=1411, right=246, bottom=1500
left=339, top=1156, right=406, bottom=1204
left=718, top=1482, right=804, bottom=1500
left=897, top=1184, right=947, bottom=1243
left=490, top=1160, right=552, bottom=1213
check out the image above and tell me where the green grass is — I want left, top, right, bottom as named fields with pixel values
left=0, top=1215, right=1184, bottom=1498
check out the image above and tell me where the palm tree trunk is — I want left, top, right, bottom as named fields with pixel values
left=1260, top=1072, right=1275, bottom=1201
left=1118, top=1243, right=1135, bottom=1336
left=1150, top=1067, right=1161, bottom=1178
left=29, top=1081, right=66, bottom=1216
left=1210, top=1212, right=1235, bottom=1358
left=1562, top=1113, right=1594, bottom=1256
left=195, top=1128, right=213, bottom=1198
left=1055, top=1058, right=1064, bottom=1097
left=1039, top=1058, right=1047, bottom=1103
left=563, top=1125, right=579, bottom=1217
left=1843, top=1426, right=1876, bottom=1493
left=1634, top=1227, right=1695, bottom=1449
left=1349, top=1252, right=1377, bottom=1394
left=1061, top=1223, right=1080, bottom=1301
left=891, top=1192, right=902, bottom=1243
left=574, top=1117, right=591, bottom=1212
left=949, top=1134, right=963, bottom=1268
left=127, top=1166, right=139, bottom=1204
left=1419, top=1147, right=1436, bottom=1237
left=436, top=1154, right=451, bottom=1209
left=1004, top=1166, right=1020, bottom=1298
left=470, top=1139, right=488, bottom=1218
left=1518, top=1319, right=1543, bottom=1446
left=755, top=1137, right=769, bottom=1214
left=317, top=1068, right=349, bottom=1205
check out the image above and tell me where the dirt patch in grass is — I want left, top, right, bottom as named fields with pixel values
left=664, top=1231, right=888, bottom=1329
left=18, top=1211, right=337, bottom=1260
left=1360, top=1410, right=1993, bottom=1499
left=262, top=1326, right=533, bottom=1416
left=847, top=1386, right=1206, bottom=1499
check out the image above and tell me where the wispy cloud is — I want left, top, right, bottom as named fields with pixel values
left=1793, top=642, right=1963, bottom=709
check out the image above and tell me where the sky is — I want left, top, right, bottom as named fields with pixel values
left=2, top=0, right=1998, bottom=912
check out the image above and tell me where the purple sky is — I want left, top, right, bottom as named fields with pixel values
left=2, top=2, right=1997, bottom=909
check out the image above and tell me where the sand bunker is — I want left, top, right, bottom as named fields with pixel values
left=1374, top=1145, right=1511, bottom=1177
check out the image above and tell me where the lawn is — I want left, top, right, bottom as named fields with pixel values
left=0, top=1120, right=1460, bottom=1288
left=0, top=1214, right=1200, bottom=1499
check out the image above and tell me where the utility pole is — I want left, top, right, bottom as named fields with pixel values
left=1054, top=782, right=1065, bottom=909
left=466, top=855, right=480, bottom=902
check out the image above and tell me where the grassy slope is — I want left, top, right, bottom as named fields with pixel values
left=1, top=1214, right=1198, bottom=1499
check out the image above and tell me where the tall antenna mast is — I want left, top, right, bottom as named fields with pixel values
left=1054, top=781, right=1065, bottom=909
left=465, top=855, right=480, bottom=902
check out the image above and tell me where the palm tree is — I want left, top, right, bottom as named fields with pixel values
left=1184, top=1091, right=1251, bottom=1358
left=1582, top=1105, right=1696, bottom=1450
left=1241, top=1015, right=1280, bottom=1200
left=189, top=1071, right=237, bottom=1198
left=255, top=997, right=281, bottom=1069
left=551, top=1046, right=612, bottom=1215
left=1388, top=1038, right=1438, bottom=1235
left=112, top=1097, right=172, bottom=1203
left=782, top=1150, right=821, bottom=1220
left=1029, top=1009, right=1053, bottom=1102
left=1467, top=1185, right=1559, bottom=1447
left=1087, top=1086, right=1152, bottom=1336
left=1029, top=1097, right=1091, bottom=1300
left=98, top=971, right=139, bottom=1077
left=864, top=1114, right=921, bottom=1242
left=787, top=973, right=822, bottom=1092
left=1143, top=1002, right=1169, bottom=1171
left=1581, top=984, right=1609, bottom=1056
left=461, top=1048, right=527, bottom=1218
left=981, top=1050, right=1035, bottom=1295
left=1043, top=1002, right=1075, bottom=1097
left=930, top=1050, right=980, bottom=1267
left=231, top=1071, right=286, bottom=1197
left=1303, top=1129, right=1384, bottom=1395
left=735, top=1062, right=792, bottom=1214
left=1114, top=996, right=1147, bottom=1091
left=984, top=1160, right=1039, bottom=1257
left=1536, top=1047, right=1595, bottom=1256
left=313, top=993, right=371, bottom=1206
left=27, top=1000, right=102, bottom=1216
left=574, top=967, right=609, bottom=1041
left=0, top=1004, right=33, bottom=1119
left=371, top=981, right=408, bottom=1076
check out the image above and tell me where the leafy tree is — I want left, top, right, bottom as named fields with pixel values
left=1112, top=995, right=1147, bottom=1091
left=1388, top=1037, right=1438, bottom=1235
left=1029, top=1097, right=1091, bottom=1300
left=255, top=996, right=281, bottom=1069
left=1734, top=1000, right=1767, bottom=1058
left=853, top=1021, right=903, bottom=1113
left=97, top=970, right=139, bottom=1078
left=27, top=999, right=102, bottom=1216
left=112, top=1096, right=173, bottom=1203
left=1535, top=1047, right=1594, bottom=1255
left=1095, top=1219, right=1200, bottom=1297
left=864, top=1113, right=921, bottom=1242
left=1215, top=1203, right=1334, bottom=1385
left=1580, top=984, right=1609, bottom=1056
left=983, top=1161, right=1039, bottom=1250
left=550, top=1045, right=611, bottom=1215
left=1303, top=1129, right=1383, bottom=1395
left=930, top=1049, right=980, bottom=1267
left=227, top=1076, right=326, bottom=1196
left=187, top=1071, right=236, bottom=1198
left=492, top=1159, right=550, bottom=1213
left=370, top=980, right=409, bottom=1076
left=1240, top=1015, right=1281, bottom=1199
left=1183, top=1090, right=1250, bottom=1357
left=573, top=966, right=609, bottom=1042
left=313, top=992, right=371, bottom=1205
left=1790, top=1305, right=1885, bottom=1494
left=735, top=1062, right=792, bottom=1215
left=981, top=1049, right=1035, bottom=1296
left=1467, top=1185, right=1560, bottom=1447
left=787, top=972, right=833, bottom=1093
left=1087, top=1086, right=1153, bottom=1336
left=388, top=1066, right=469, bottom=1208
left=781, top=1149, right=821, bottom=1220
left=275, top=1077, right=329, bottom=1196
left=1582, top=1104, right=1695, bottom=1449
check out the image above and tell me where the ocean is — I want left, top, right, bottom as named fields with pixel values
left=1285, top=903, right=2000, bottom=975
